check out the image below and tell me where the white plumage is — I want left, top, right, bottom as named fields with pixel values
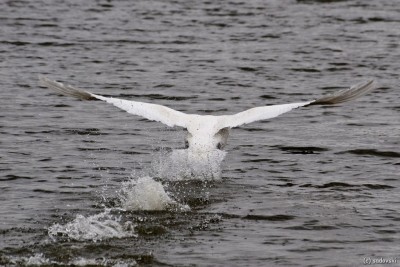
left=39, top=76, right=376, bottom=155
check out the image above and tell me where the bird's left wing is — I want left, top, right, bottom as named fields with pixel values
left=217, top=80, right=376, bottom=129
left=39, top=76, right=189, bottom=128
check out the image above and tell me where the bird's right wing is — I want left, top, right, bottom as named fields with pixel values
left=217, top=102, right=312, bottom=129
left=217, top=80, right=376, bottom=129
left=39, top=76, right=189, bottom=128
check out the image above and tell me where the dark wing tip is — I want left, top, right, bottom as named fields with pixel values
left=308, top=80, right=376, bottom=106
left=38, top=75, right=98, bottom=100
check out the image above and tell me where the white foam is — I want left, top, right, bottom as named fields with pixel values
left=72, top=257, right=137, bottom=266
left=5, top=253, right=55, bottom=266
left=48, top=209, right=136, bottom=242
left=7, top=254, right=137, bottom=267
left=26, top=253, right=53, bottom=265
left=120, top=176, right=189, bottom=211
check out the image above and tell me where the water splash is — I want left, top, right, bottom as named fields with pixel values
left=120, top=176, right=190, bottom=211
left=71, top=257, right=137, bottom=266
left=47, top=177, right=189, bottom=243
left=46, top=148, right=223, bottom=244
left=26, top=253, right=53, bottom=265
left=48, top=209, right=136, bottom=242
left=6, top=253, right=138, bottom=266
left=115, top=149, right=225, bottom=211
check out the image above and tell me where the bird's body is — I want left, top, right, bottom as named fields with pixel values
left=38, top=76, right=376, bottom=178
left=184, top=115, right=228, bottom=152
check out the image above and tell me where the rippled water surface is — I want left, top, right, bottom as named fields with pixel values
left=1, top=0, right=399, bottom=266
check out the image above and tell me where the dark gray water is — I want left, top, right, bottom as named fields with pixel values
left=1, top=0, right=399, bottom=266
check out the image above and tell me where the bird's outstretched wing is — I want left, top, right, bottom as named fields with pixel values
left=39, top=76, right=189, bottom=128
left=217, top=80, right=376, bottom=129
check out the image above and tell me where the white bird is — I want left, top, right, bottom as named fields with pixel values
left=39, top=76, right=376, bottom=157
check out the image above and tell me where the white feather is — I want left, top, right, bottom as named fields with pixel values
left=92, top=94, right=188, bottom=128
left=216, top=102, right=311, bottom=129
left=39, top=76, right=376, bottom=154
